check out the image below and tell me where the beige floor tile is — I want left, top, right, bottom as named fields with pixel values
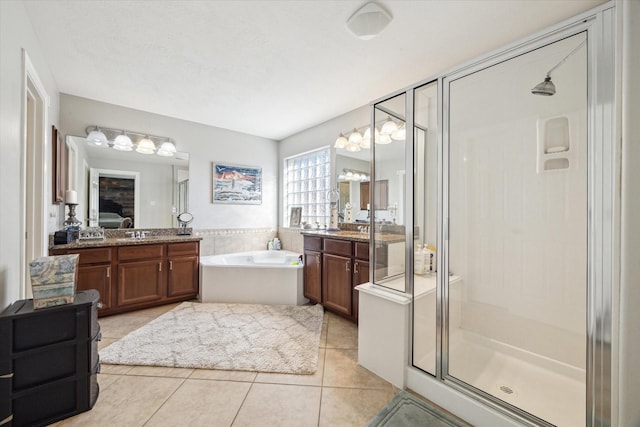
left=189, top=368, right=257, bottom=382
left=98, top=314, right=156, bottom=339
left=255, top=348, right=325, bottom=387
left=319, top=321, right=328, bottom=348
left=325, top=315, right=358, bottom=349
left=55, top=375, right=183, bottom=426
left=129, top=302, right=182, bottom=317
left=98, top=337, right=117, bottom=350
left=96, top=373, right=121, bottom=390
left=319, top=386, right=396, bottom=427
left=323, top=348, right=392, bottom=389
left=232, top=383, right=321, bottom=427
left=145, top=379, right=251, bottom=427
left=127, top=365, right=194, bottom=378
left=99, top=363, right=133, bottom=375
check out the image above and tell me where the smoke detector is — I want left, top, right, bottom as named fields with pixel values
left=346, top=2, right=393, bottom=40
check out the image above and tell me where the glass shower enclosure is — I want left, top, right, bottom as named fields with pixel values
left=369, top=8, right=615, bottom=423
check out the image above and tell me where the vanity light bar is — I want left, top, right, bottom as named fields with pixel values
left=85, top=126, right=176, bottom=157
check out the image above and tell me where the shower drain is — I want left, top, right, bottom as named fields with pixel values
left=497, top=384, right=517, bottom=396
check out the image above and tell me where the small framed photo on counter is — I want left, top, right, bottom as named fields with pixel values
left=289, top=207, right=302, bottom=228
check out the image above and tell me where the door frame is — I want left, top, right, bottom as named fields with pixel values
left=21, top=50, right=50, bottom=299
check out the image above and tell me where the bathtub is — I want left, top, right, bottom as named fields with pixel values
left=200, top=250, right=307, bottom=305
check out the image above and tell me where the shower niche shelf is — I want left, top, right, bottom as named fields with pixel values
left=536, top=113, right=579, bottom=173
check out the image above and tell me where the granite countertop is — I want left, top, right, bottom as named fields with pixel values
left=50, top=234, right=202, bottom=250
left=300, top=230, right=405, bottom=244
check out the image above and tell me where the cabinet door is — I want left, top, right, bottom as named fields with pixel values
left=77, top=265, right=114, bottom=312
left=352, top=260, right=369, bottom=322
left=117, top=260, right=163, bottom=306
left=322, top=253, right=352, bottom=316
left=167, top=256, right=199, bottom=297
left=303, top=250, right=322, bottom=303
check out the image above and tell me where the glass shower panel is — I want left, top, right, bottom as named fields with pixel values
left=373, top=93, right=406, bottom=292
left=447, top=33, right=587, bottom=426
left=412, top=81, right=438, bottom=375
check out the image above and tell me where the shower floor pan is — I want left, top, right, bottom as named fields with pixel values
left=415, top=330, right=585, bottom=427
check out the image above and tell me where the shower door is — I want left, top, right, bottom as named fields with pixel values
left=445, top=33, right=587, bottom=426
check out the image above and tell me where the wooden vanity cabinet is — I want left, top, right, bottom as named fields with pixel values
left=303, top=235, right=369, bottom=322
left=69, top=247, right=115, bottom=314
left=352, top=242, right=370, bottom=322
left=167, top=242, right=200, bottom=297
left=117, top=244, right=164, bottom=307
left=50, top=240, right=200, bottom=316
left=322, top=239, right=353, bottom=317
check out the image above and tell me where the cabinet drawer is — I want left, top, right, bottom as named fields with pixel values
left=167, top=241, right=199, bottom=257
left=354, top=242, right=369, bottom=260
left=323, top=239, right=352, bottom=257
left=118, top=244, right=164, bottom=261
left=70, top=248, right=112, bottom=265
left=304, top=236, right=322, bottom=251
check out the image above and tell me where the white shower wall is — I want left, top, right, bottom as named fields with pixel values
left=448, top=34, right=588, bottom=369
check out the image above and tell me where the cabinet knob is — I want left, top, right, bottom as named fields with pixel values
left=346, top=262, right=350, bottom=272
left=106, top=267, right=110, bottom=278
left=169, top=260, right=173, bottom=270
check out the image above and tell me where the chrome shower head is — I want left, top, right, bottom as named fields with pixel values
left=531, top=39, right=585, bottom=97
left=531, top=76, right=556, bottom=96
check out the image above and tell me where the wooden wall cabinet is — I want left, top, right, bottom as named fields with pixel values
left=51, top=240, right=200, bottom=316
left=303, top=235, right=370, bottom=322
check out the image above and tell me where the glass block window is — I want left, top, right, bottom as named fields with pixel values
left=284, top=147, right=331, bottom=227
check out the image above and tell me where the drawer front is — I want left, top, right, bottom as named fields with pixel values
left=303, top=236, right=322, bottom=251
left=354, top=242, right=370, bottom=260
left=70, top=248, right=112, bottom=265
left=323, top=239, right=352, bottom=257
left=118, top=244, right=164, bottom=261
left=167, top=241, right=199, bottom=257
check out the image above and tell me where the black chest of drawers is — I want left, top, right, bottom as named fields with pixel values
left=0, top=290, right=101, bottom=426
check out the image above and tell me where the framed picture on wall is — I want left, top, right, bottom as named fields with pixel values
left=212, top=162, right=262, bottom=204
left=289, top=207, right=302, bottom=228
left=52, top=125, right=66, bottom=204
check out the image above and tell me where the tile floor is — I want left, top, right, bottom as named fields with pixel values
left=51, top=303, right=399, bottom=427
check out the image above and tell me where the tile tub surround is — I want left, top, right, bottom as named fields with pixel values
left=52, top=304, right=404, bottom=426
left=194, top=228, right=278, bottom=256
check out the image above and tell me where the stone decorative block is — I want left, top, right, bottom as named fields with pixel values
left=29, top=254, right=79, bottom=309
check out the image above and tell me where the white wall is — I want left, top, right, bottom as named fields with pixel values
left=0, top=0, right=60, bottom=310
left=619, top=1, right=640, bottom=424
left=60, top=94, right=279, bottom=230
left=279, top=105, right=370, bottom=225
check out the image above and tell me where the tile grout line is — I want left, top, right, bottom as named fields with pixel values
left=230, top=381, right=255, bottom=427
left=141, top=376, right=189, bottom=427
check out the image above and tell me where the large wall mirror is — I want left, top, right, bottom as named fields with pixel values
left=66, top=135, right=189, bottom=229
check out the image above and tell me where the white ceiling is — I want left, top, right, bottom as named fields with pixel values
left=23, top=0, right=604, bottom=141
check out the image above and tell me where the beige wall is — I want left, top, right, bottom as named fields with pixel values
left=0, top=0, right=61, bottom=309
left=60, top=94, right=279, bottom=231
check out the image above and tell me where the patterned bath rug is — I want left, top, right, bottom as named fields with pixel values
left=100, top=302, right=324, bottom=374
left=366, top=391, right=471, bottom=427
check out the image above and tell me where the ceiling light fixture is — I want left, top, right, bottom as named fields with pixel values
left=334, top=133, right=348, bottom=149
left=86, top=126, right=108, bottom=147
left=136, top=136, right=156, bottom=154
left=380, top=116, right=398, bottom=136
left=113, top=130, right=133, bottom=151
left=84, top=126, right=178, bottom=157
left=157, top=140, right=177, bottom=157
left=346, top=2, right=393, bottom=40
